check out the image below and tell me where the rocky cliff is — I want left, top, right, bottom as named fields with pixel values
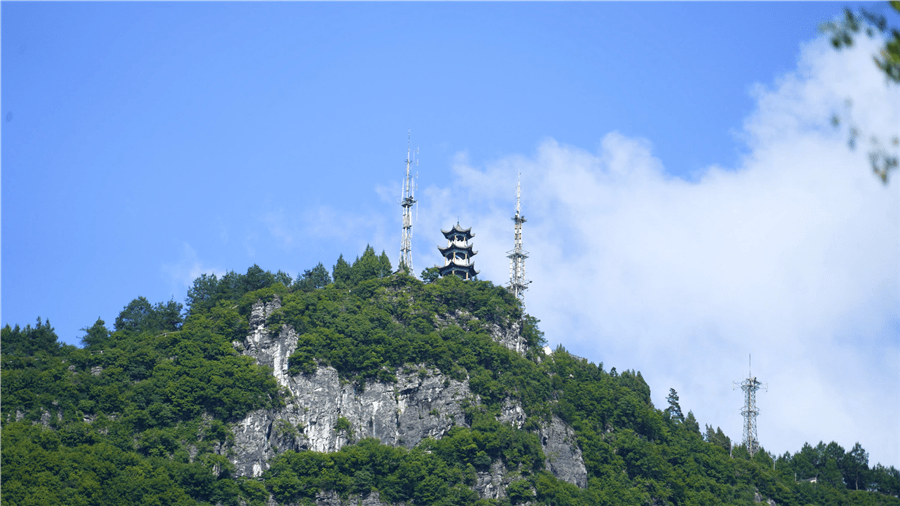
left=228, top=297, right=586, bottom=503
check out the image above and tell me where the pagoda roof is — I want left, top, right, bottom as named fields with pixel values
left=440, top=223, right=475, bottom=240
left=438, top=242, right=477, bottom=256
left=439, top=262, right=479, bottom=279
left=443, top=257, right=476, bottom=268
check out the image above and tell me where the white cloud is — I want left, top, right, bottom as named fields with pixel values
left=160, top=243, right=225, bottom=296
left=407, top=36, right=900, bottom=466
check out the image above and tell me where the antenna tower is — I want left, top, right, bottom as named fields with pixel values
left=733, top=355, right=767, bottom=457
left=399, top=132, right=418, bottom=272
left=507, top=173, right=531, bottom=308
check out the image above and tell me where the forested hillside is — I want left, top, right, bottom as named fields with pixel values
left=2, top=246, right=899, bottom=506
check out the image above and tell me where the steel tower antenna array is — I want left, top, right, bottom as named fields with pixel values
left=733, top=355, right=767, bottom=457
left=399, top=132, right=418, bottom=272
left=507, top=173, right=531, bottom=308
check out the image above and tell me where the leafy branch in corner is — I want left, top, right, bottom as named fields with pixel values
left=820, top=2, right=900, bottom=183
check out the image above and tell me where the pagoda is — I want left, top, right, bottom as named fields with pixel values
left=437, top=223, right=479, bottom=280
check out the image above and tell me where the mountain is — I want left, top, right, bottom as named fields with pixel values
left=2, top=250, right=899, bottom=506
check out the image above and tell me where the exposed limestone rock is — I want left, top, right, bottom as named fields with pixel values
left=499, top=398, right=527, bottom=429
left=498, top=399, right=587, bottom=489
left=753, top=491, right=777, bottom=505
left=232, top=299, right=470, bottom=477
left=37, top=409, right=52, bottom=427
left=486, top=319, right=526, bottom=354
left=233, top=297, right=587, bottom=499
left=243, top=302, right=296, bottom=388
left=476, top=460, right=512, bottom=500
left=313, top=490, right=395, bottom=506
left=539, top=415, right=588, bottom=488
left=231, top=364, right=470, bottom=477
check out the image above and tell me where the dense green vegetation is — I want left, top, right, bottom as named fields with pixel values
left=2, top=290, right=281, bottom=505
left=264, top=411, right=544, bottom=506
left=3, top=246, right=899, bottom=505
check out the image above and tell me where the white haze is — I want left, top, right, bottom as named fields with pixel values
left=405, top=36, right=900, bottom=467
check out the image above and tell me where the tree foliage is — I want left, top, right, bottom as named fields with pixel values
left=294, top=262, right=332, bottom=292
left=821, top=2, right=900, bottom=183
left=114, top=296, right=184, bottom=335
left=3, top=249, right=899, bottom=506
left=1, top=317, right=62, bottom=357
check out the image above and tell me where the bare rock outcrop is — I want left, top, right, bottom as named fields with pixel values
left=539, top=415, right=588, bottom=488
left=313, top=490, right=395, bottom=506
left=232, top=297, right=587, bottom=501
left=231, top=364, right=471, bottom=477
left=231, top=299, right=470, bottom=477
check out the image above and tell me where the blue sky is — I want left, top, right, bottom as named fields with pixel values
left=3, top=2, right=899, bottom=468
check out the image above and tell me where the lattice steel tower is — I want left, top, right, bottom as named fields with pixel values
left=507, top=174, right=531, bottom=308
left=399, top=133, right=418, bottom=272
left=734, top=355, right=767, bottom=457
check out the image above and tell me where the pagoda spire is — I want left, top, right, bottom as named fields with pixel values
left=507, top=173, right=530, bottom=307
left=399, top=131, right=418, bottom=272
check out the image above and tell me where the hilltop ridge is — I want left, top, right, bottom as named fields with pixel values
left=2, top=248, right=898, bottom=506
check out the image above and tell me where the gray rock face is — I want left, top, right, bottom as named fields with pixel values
left=499, top=398, right=527, bottom=429
left=487, top=319, right=527, bottom=354
left=232, top=297, right=587, bottom=501
left=231, top=364, right=471, bottom=477
left=313, top=491, right=395, bottom=506
left=232, top=299, right=470, bottom=477
left=497, top=399, right=586, bottom=489
left=476, top=460, right=514, bottom=500
left=539, top=415, right=588, bottom=488
left=753, top=491, right=777, bottom=506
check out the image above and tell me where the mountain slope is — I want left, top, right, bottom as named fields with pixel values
left=2, top=254, right=898, bottom=506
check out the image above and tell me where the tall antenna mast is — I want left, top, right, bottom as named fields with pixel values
left=507, top=172, right=531, bottom=309
left=733, top=355, right=767, bottom=457
left=399, top=131, right=418, bottom=273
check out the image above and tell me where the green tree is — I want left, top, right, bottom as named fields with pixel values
left=683, top=410, right=700, bottom=434
left=295, top=262, right=332, bottom=291
left=154, top=298, right=185, bottom=331
left=507, top=480, right=535, bottom=504
left=115, top=296, right=183, bottom=334
left=274, top=270, right=293, bottom=287
left=715, top=427, right=731, bottom=452
left=217, top=270, right=246, bottom=301
left=871, top=464, right=900, bottom=496
left=333, top=254, right=351, bottom=287
left=844, top=442, right=870, bottom=490
left=79, top=317, right=111, bottom=348
left=0, top=318, right=61, bottom=356
left=377, top=250, right=393, bottom=278
left=244, top=264, right=275, bottom=292
left=349, top=245, right=382, bottom=286
left=665, top=388, right=683, bottom=423
left=185, top=272, right=220, bottom=315
left=421, top=266, right=440, bottom=283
